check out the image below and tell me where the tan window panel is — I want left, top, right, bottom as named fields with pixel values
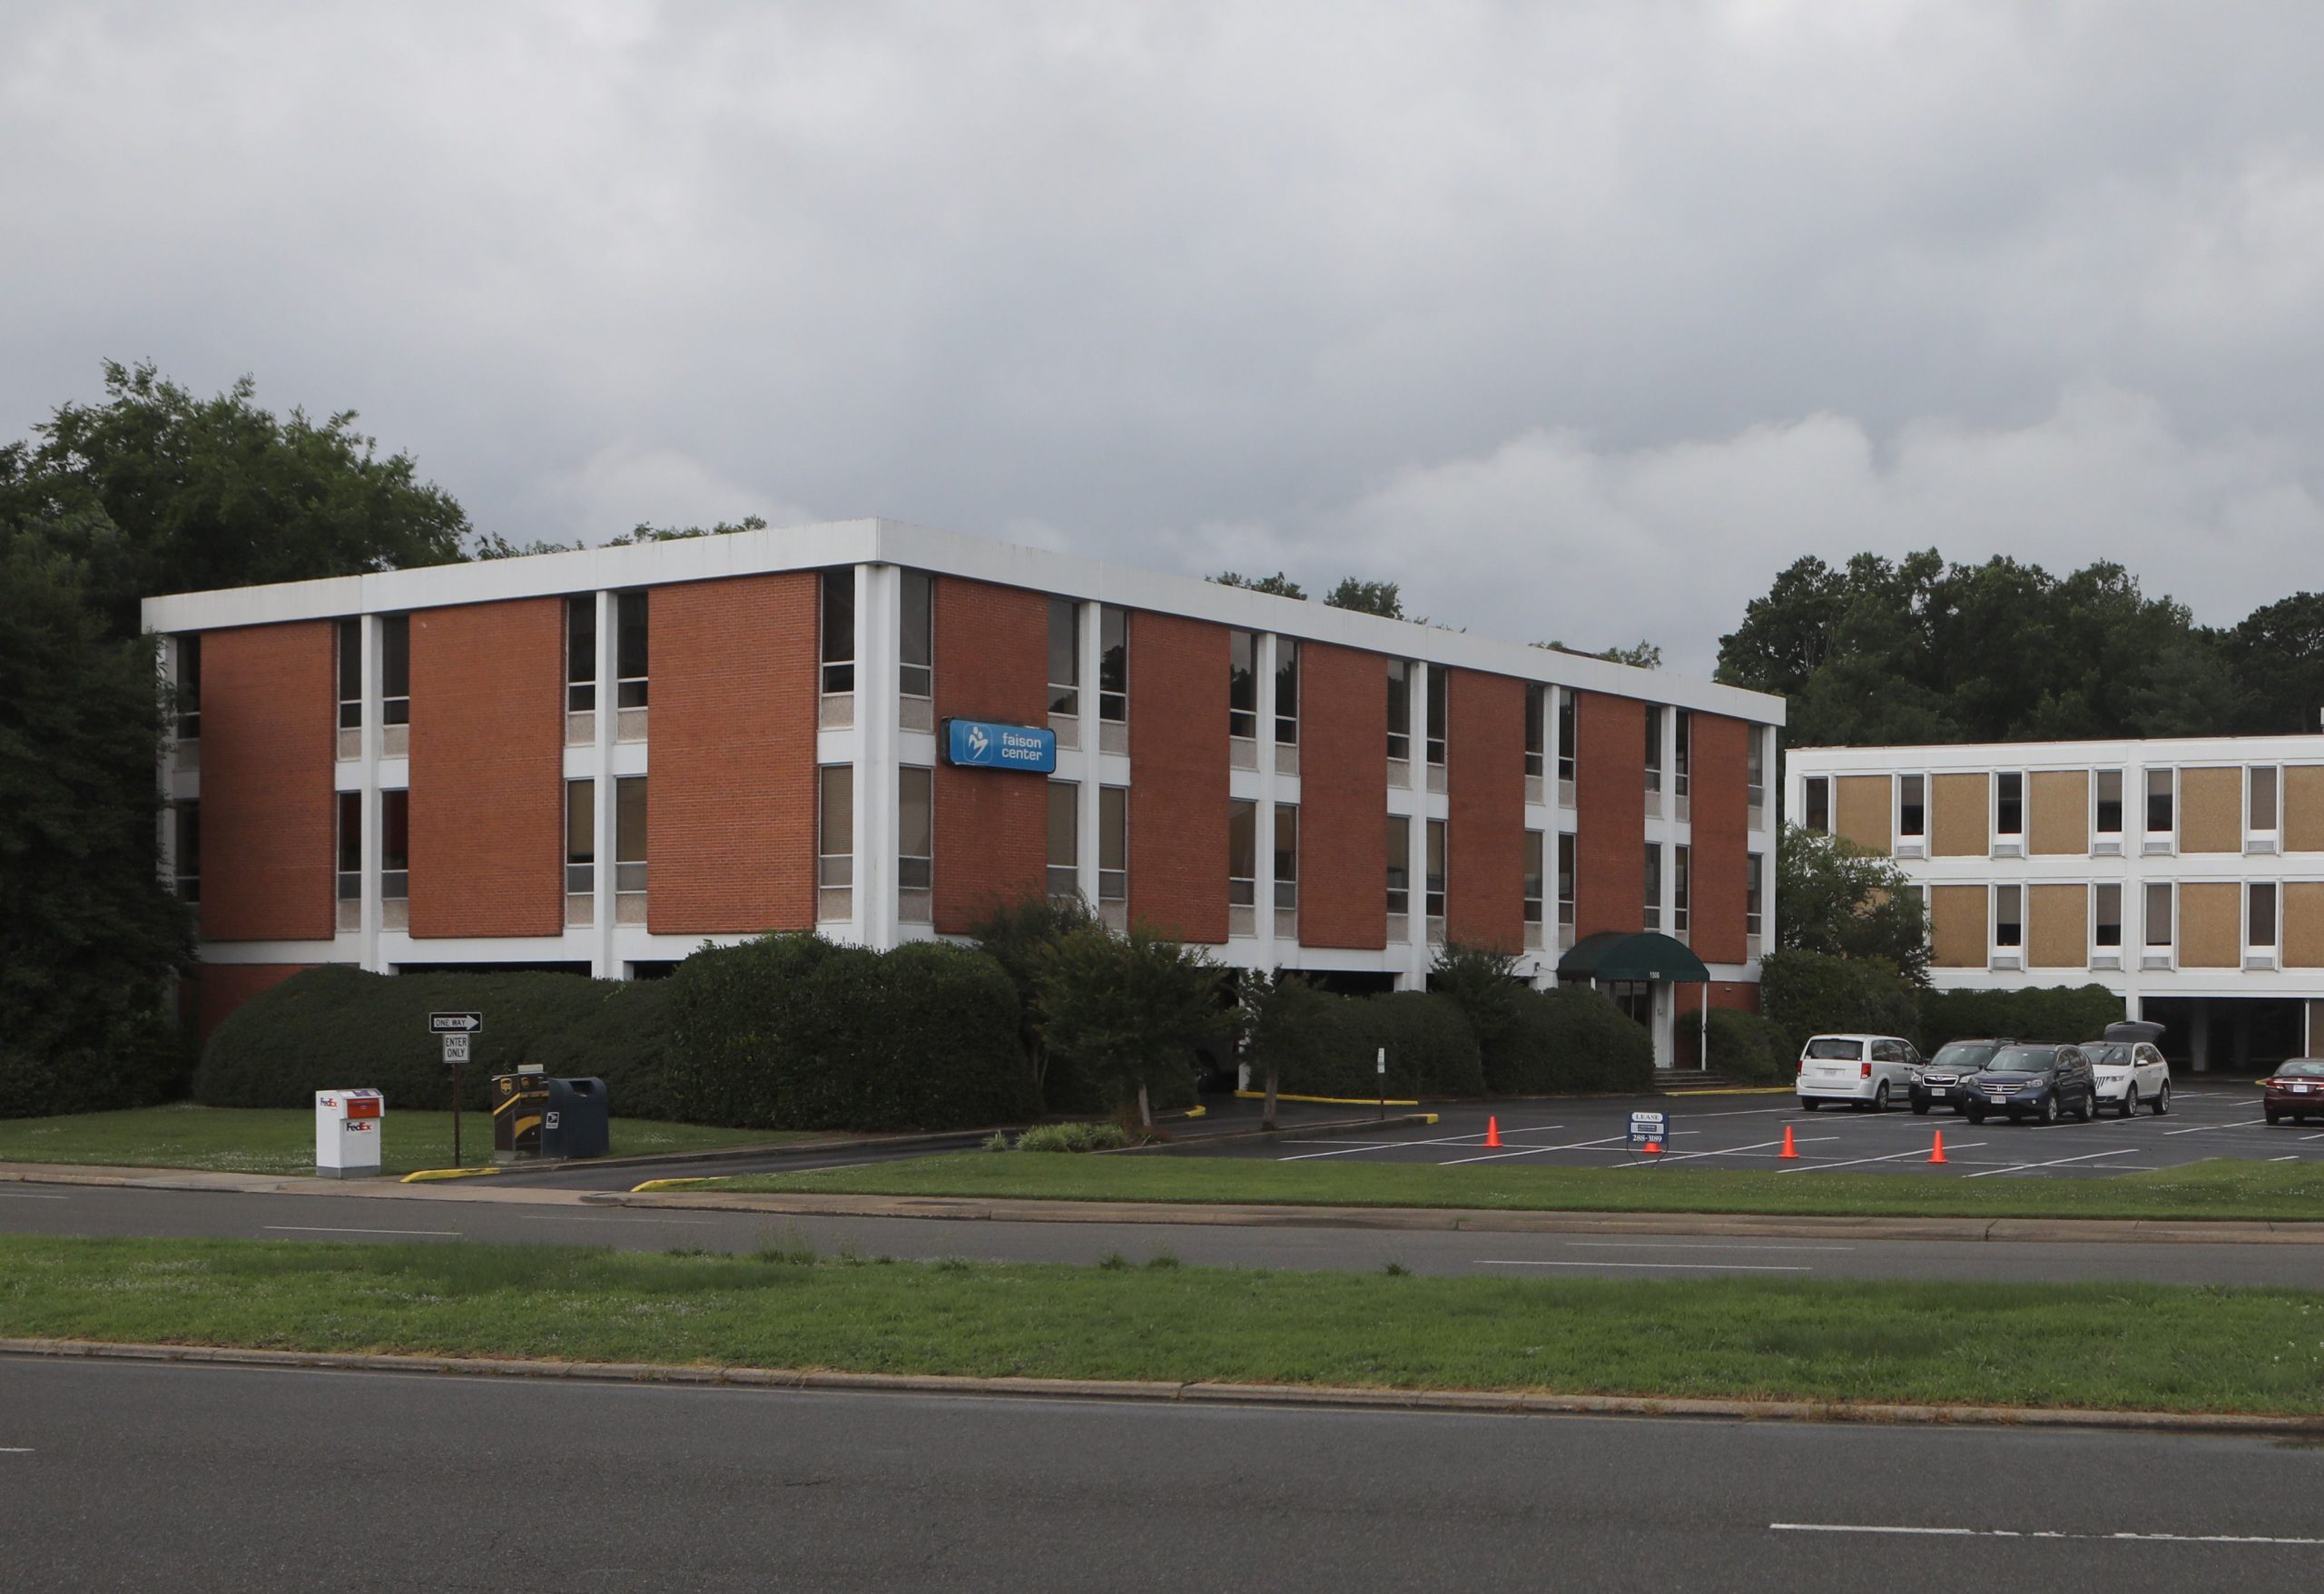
left=1930, top=772, right=1990, bottom=857
left=1929, top=883, right=1988, bottom=968
left=2026, top=883, right=2088, bottom=968
left=2176, top=881, right=2240, bottom=968
left=2178, top=767, right=2242, bottom=853
left=2284, top=881, right=2324, bottom=968
left=1835, top=775, right=1892, bottom=854
left=2028, top=770, right=2089, bottom=856
left=2286, top=767, right=2324, bottom=853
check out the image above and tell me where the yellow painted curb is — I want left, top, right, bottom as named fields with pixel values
left=1233, top=1089, right=1421, bottom=1107
left=1180, top=1106, right=1207, bottom=1119
left=632, top=1176, right=719, bottom=1194
left=399, top=1166, right=501, bottom=1184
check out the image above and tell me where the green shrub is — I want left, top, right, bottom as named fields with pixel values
left=0, top=1011, right=188, bottom=1120
left=1918, top=985, right=2123, bottom=1049
left=665, top=934, right=1039, bottom=1133
left=1677, top=1008, right=1795, bottom=1083
left=1758, top=950, right=1919, bottom=1049
left=1488, top=987, right=1655, bottom=1095
left=1011, top=1121, right=1131, bottom=1153
left=1267, top=991, right=1484, bottom=1099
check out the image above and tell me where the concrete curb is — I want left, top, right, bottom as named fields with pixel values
left=5, top=1337, right=2318, bottom=1437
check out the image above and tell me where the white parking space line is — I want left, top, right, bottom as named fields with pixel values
left=1771, top=1522, right=2324, bottom=1546
left=1614, top=1136, right=1787, bottom=1168
left=0, top=1193, right=68, bottom=1201
left=2271, top=1156, right=2301, bottom=1162
left=1782, top=1143, right=1985, bottom=1174
left=1442, top=1135, right=1627, bottom=1166
left=1964, top=1147, right=2134, bottom=1179
left=1478, top=1259, right=1811, bottom=1272
left=1277, top=1127, right=1562, bottom=1163
left=2303, top=1132, right=2324, bottom=1141
left=0, top=1448, right=33, bottom=1453
left=1562, top=1241, right=1856, bottom=1253
left=262, top=1225, right=460, bottom=1237
left=2164, top=1117, right=2271, bottom=1135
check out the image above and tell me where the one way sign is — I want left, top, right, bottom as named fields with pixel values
left=428, top=1012, right=484, bottom=1035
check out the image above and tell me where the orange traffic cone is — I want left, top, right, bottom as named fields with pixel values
left=1928, top=1130, right=1947, bottom=1165
left=1641, top=1140, right=1662, bottom=1155
left=1484, top=1116, right=1502, bottom=1148
left=1778, top=1125, right=1799, bottom=1160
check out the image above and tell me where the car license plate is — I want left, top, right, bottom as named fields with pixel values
left=1987, top=1092, right=2008, bottom=1102
left=2295, top=1084, right=2311, bottom=1094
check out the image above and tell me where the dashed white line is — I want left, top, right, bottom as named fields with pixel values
left=1964, top=1147, right=2134, bottom=1179
left=262, top=1225, right=461, bottom=1237
left=1771, top=1522, right=2324, bottom=1546
left=1562, top=1241, right=1856, bottom=1253
left=515, top=1214, right=714, bottom=1225
left=0, top=1193, right=68, bottom=1201
left=1478, top=1259, right=1811, bottom=1272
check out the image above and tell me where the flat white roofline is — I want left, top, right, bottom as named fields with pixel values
left=139, top=517, right=1786, bottom=725
left=1793, top=732, right=2324, bottom=765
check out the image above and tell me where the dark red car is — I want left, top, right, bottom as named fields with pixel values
left=2262, top=1060, right=2324, bottom=1125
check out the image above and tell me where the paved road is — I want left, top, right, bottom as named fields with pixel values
left=6, top=1183, right=2323, bottom=1284
left=5, top=1356, right=2322, bottom=1592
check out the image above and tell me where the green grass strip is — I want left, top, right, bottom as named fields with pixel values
left=0, top=1104, right=794, bottom=1177
left=699, top=1152, right=2324, bottom=1223
left=5, top=1235, right=2324, bottom=1415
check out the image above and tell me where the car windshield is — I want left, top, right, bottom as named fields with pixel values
left=1985, top=1047, right=2056, bottom=1073
left=1929, top=1043, right=1997, bottom=1073
left=2084, top=1044, right=2131, bottom=1068
left=2278, top=1062, right=2324, bottom=1079
left=1805, top=1038, right=1865, bottom=1060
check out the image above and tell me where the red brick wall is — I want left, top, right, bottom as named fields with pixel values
left=1297, top=643, right=1388, bottom=950
left=408, top=598, right=564, bottom=938
left=933, top=578, right=1049, bottom=931
left=201, top=623, right=336, bottom=941
left=1688, top=713, right=1751, bottom=967
left=1573, top=691, right=1646, bottom=938
left=1445, top=669, right=1525, bottom=951
left=193, top=962, right=314, bottom=1040
left=1128, top=611, right=1228, bottom=943
left=647, top=574, right=820, bottom=933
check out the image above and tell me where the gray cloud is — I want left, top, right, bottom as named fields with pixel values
left=6, top=1, right=2323, bottom=672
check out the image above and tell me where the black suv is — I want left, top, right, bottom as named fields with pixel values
left=1909, top=1038, right=2012, bottom=1116
left=1960, top=1043, right=2099, bottom=1126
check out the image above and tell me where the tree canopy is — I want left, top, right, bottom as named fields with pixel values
left=1323, top=576, right=1403, bottom=618
left=1209, top=570, right=1307, bottom=599
left=1774, top=823, right=1930, bottom=985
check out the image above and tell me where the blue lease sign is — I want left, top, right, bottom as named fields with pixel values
left=944, top=718, right=1057, bottom=773
left=1627, top=1110, right=1669, bottom=1152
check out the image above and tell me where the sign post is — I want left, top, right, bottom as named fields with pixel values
left=429, top=1014, right=484, bottom=1166
left=1376, top=1048, right=1387, bottom=1120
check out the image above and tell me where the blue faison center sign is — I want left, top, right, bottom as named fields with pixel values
left=944, top=718, right=1057, bottom=773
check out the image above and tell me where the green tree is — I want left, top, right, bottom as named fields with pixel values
left=1540, top=640, right=1661, bottom=670
left=1236, top=970, right=1334, bottom=1129
left=1775, top=824, right=1929, bottom=985
left=970, top=892, right=1099, bottom=1105
left=1210, top=570, right=1307, bottom=599
left=2218, top=593, right=2324, bottom=734
left=1426, top=940, right=1529, bottom=1068
left=1323, top=576, right=1403, bottom=619
left=1033, top=922, right=1224, bottom=1128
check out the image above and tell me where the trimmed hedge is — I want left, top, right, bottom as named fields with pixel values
left=664, top=934, right=1040, bottom=1132
left=1268, top=991, right=1486, bottom=1100
left=1678, top=1008, right=1795, bottom=1083
left=2, top=1014, right=187, bottom=1121
left=1918, top=985, right=2125, bottom=1049
left=1487, top=988, right=1656, bottom=1095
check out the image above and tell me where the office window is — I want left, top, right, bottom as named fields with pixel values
left=2146, top=769, right=2174, bottom=835
left=2095, top=769, right=2123, bottom=835
left=2144, top=881, right=2173, bottom=948
left=1425, top=666, right=1448, bottom=766
left=1275, top=639, right=1299, bottom=745
left=613, top=594, right=646, bottom=709
left=336, top=792, right=361, bottom=905
left=1673, top=710, right=1691, bottom=800
left=899, top=571, right=933, bottom=700
left=1558, top=833, right=1578, bottom=929
left=173, top=801, right=200, bottom=902
left=1523, top=831, right=1544, bottom=925
left=2093, top=882, right=2122, bottom=948
left=1899, top=774, right=1925, bottom=839
left=817, top=766, right=852, bottom=887
left=614, top=777, right=645, bottom=901
left=1098, top=606, right=1128, bottom=723
left=1524, top=684, right=1545, bottom=779
left=1996, top=772, right=2024, bottom=837
left=1047, top=599, right=1079, bottom=715
left=820, top=572, right=855, bottom=694
left=1643, top=705, right=1664, bottom=795
left=1274, top=804, right=1298, bottom=910
left=379, top=616, right=409, bottom=727
left=174, top=635, right=202, bottom=739
left=1557, top=691, right=1577, bottom=785
left=1385, top=661, right=1413, bottom=762
left=2251, top=766, right=2280, bottom=833
left=1386, top=814, right=1411, bottom=915
left=1425, top=819, right=1446, bottom=917
left=566, top=597, right=596, bottom=712
left=1227, top=799, right=1257, bottom=907
left=380, top=790, right=409, bottom=900
left=1673, top=844, right=1690, bottom=936
left=2250, top=881, right=2279, bottom=949
left=1643, top=845, right=1661, bottom=931
left=1994, top=883, right=2022, bottom=948
left=1803, top=776, right=1830, bottom=833
left=337, top=619, right=363, bottom=729
left=1745, top=727, right=1766, bottom=812
left=566, top=780, right=595, bottom=894
left=1228, top=631, right=1258, bottom=739
left=898, top=766, right=934, bottom=893
left=1745, top=851, right=1764, bottom=939
left=1047, top=782, right=1078, bottom=900
left=1098, top=785, right=1128, bottom=900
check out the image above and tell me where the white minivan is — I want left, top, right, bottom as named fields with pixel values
left=1797, top=1033, right=1923, bottom=1113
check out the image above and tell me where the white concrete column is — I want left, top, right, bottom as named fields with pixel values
left=592, top=589, right=616, bottom=978
left=853, top=563, right=901, bottom=950
left=1078, top=599, right=1105, bottom=907
left=1404, top=660, right=1433, bottom=989
left=1256, top=631, right=1279, bottom=967
left=359, top=615, right=383, bottom=974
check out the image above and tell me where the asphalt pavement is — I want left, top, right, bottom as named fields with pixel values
left=6, top=1355, right=2323, bottom=1592
left=6, top=1182, right=2324, bottom=1284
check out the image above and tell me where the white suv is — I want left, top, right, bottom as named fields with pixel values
left=1797, top=1033, right=1922, bottom=1113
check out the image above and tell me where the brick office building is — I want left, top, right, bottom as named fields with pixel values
left=149, top=520, right=1786, bottom=1068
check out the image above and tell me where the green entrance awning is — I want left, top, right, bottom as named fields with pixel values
left=1556, top=930, right=1710, bottom=985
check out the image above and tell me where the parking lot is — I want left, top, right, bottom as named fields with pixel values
left=1175, top=1082, right=2319, bottom=1178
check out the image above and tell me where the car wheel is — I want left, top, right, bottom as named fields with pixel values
left=1965, top=1107, right=1986, bottom=1125
left=1911, top=1098, right=1929, bottom=1116
left=2267, top=1110, right=2282, bottom=1126
left=2152, top=1081, right=2170, bottom=1116
left=1872, top=1082, right=1890, bottom=1113
left=2076, top=1089, right=2096, bottom=1123
left=2039, top=1095, right=2060, bottom=1127
left=1798, top=1098, right=1818, bottom=1112
left=2117, top=1087, right=2136, bottom=1119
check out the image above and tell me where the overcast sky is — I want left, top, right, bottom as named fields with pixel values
left=7, top=2, right=2322, bottom=673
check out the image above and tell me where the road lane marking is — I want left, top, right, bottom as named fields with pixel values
left=1783, top=1143, right=1986, bottom=1174
left=0, top=1448, right=32, bottom=1453
left=1561, top=1241, right=1856, bottom=1253
left=0, top=1193, right=68, bottom=1201
left=516, top=1214, right=714, bottom=1225
left=1771, top=1522, right=2324, bottom=1546
left=1479, top=1259, right=1810, bottom=1272
left=263, top=1225, right=461, bottom=1237
left=1964, top=1147, right=2134, bottom=1179
left=2271, top=1155, right=2301, bottom=1162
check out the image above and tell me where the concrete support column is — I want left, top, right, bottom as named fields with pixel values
left=359, top=614, right=383, bottom=974
left=1256, top=631, right=1279, bottom=968
left=591, top=588, right=616, bottom=978
left=852, top=563, right=901, bottom=951
left=1404, top=660, right=1433, bottom=990
left=1077, top=599, right=1106, bottom=910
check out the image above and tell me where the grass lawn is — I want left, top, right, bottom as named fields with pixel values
left=4, top=1234, right=2323, bottom=1415
left=0, top=1104, right=798, bottom=1178
left=697, top=1151, right=2324, bottom=1223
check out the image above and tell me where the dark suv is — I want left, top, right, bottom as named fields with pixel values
left=1960, top=1044, right=2099, bottom=1126
left=1909, top=1038, right=2011, bottom=1116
